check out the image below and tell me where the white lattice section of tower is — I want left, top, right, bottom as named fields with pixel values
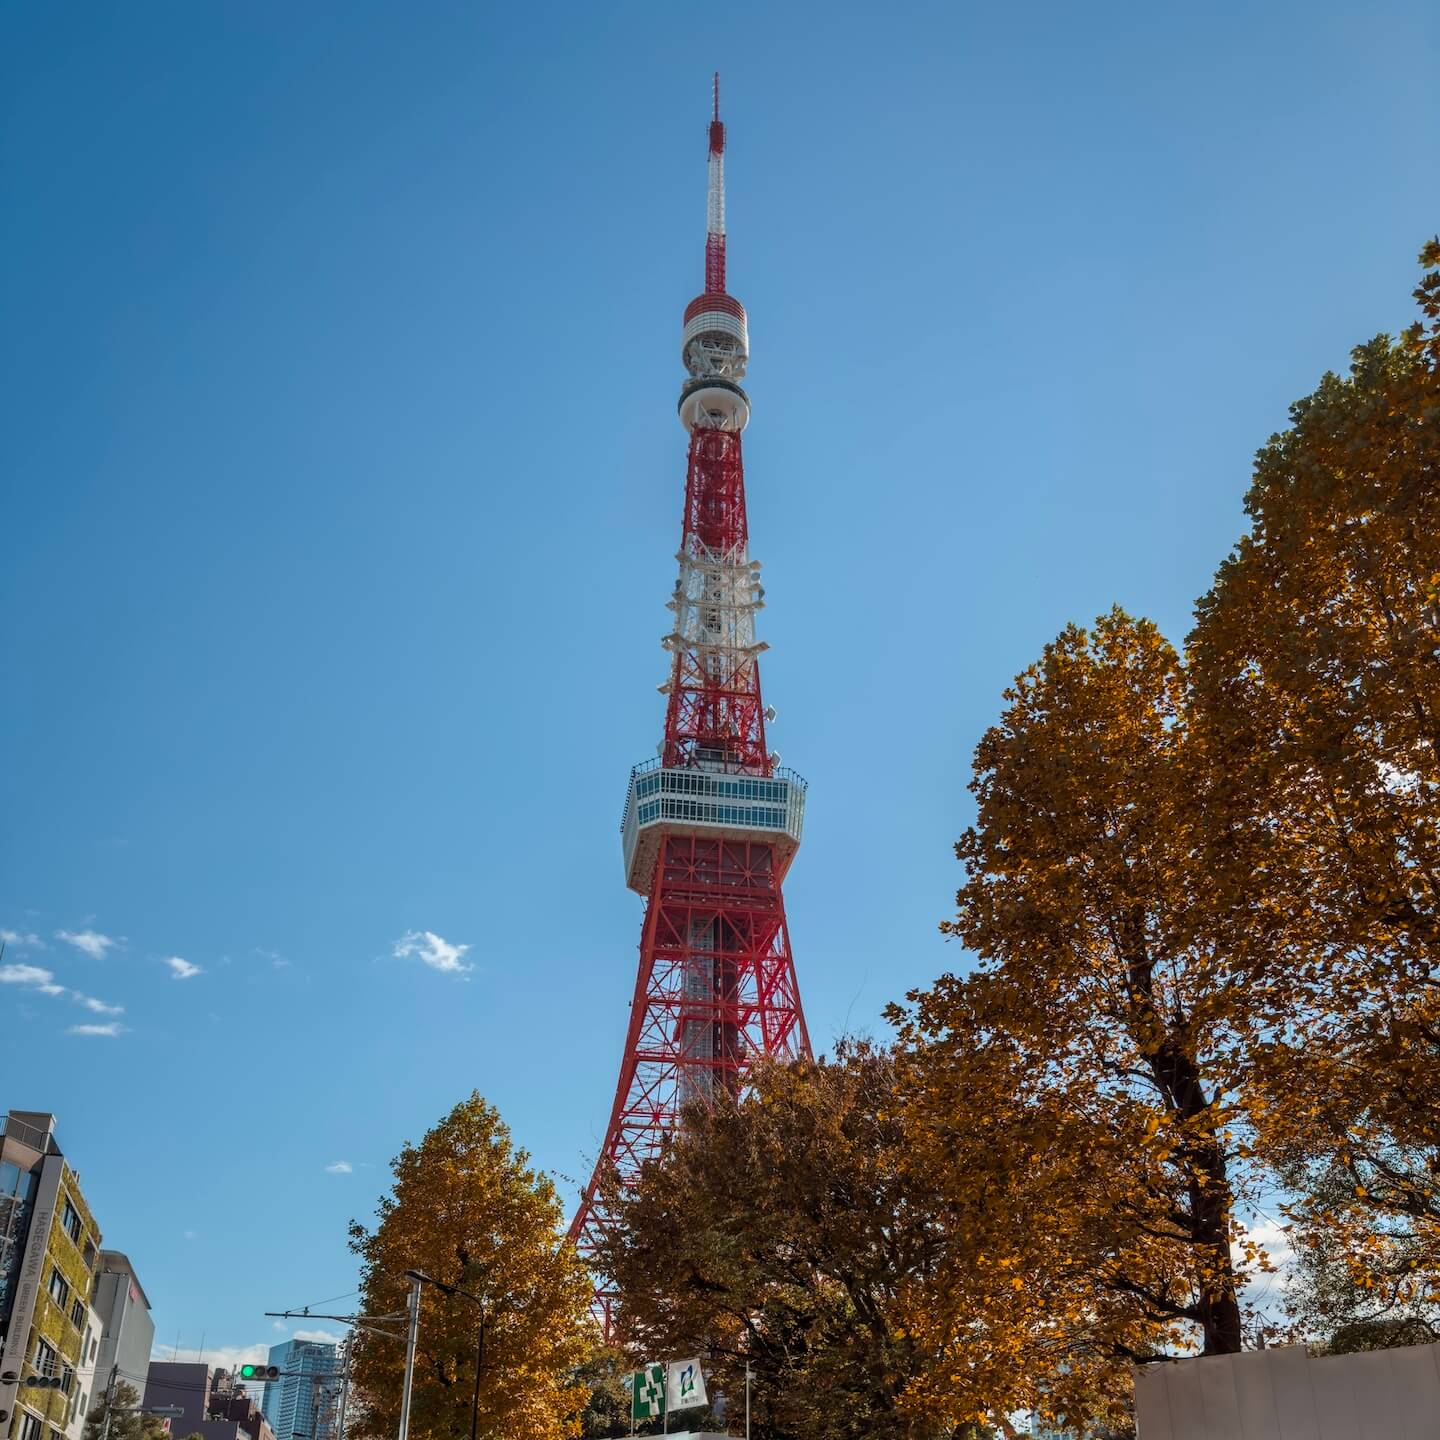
left=677, top=915, right=718, bottom=1109
left=660, top=543, right=766, bottom=674
left=707, top=147, right=725, bottom=240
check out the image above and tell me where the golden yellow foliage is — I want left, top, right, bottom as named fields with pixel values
left=348, top=1093, right=594, bottom=1440
left=1187, top=241, right=1440, bottom=1320
left=900, top=607, right=1257, bottom=1362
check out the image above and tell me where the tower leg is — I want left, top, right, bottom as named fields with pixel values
left=569, top=836, right=808, bottom=1323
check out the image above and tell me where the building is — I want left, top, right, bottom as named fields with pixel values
left=206, top=1372, right=275, bottom=1440
left=90, top=1254, right=153, bottom=1402
left=259, top=1342, right=338, bottom=1440
left=0, top=1111, right=105, bottom=1440
left=569, top=79, right=812, bottom=1328
left=66, top=1299, right=103, bottom=1440
left=143, top=1364, right=276, bottom=1440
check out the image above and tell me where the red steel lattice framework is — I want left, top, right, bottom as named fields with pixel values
left=569, top=78, right=811, bottom=1328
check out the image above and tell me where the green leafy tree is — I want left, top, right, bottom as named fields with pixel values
left=572, top=1348, right=631, bottom=1438
left=1276, top=1156, right=1439, bottom=1352
left=83, top=1382, right=170, bottom=1440
left=348, top=1093, right=595, bottom=1440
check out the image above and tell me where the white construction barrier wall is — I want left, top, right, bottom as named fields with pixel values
left=1134, top=1342, right=1440, bottom=1440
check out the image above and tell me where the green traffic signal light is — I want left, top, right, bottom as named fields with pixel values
left=239, top=1365, right=278, bottom=1382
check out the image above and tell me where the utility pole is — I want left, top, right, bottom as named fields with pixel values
left=98, top=1275, right=127, bottom=1440
left=333, top=1334, right=352, bottom=1440
left=260, top=1303, right=405, bottom=1440
left=465, top=1314, right=483, bottom=1440
left=97, top=1366, right=119, bottom=1440
left=396, top=1273, right=426, bottom=1440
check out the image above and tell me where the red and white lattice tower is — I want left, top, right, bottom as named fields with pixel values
left=570, top=78, right=812, bottom=1322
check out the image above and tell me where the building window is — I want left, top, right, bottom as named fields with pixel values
left=34, top=1336, right=58, bottom=1377
left=18, top=1411, right=43, bottom=1440
left=71, top=1297, right=86, bottom=1329
left=48, top=1267, right=70, bottom=1308
left=61, top=1198, right=83, bottom=1244
left=61, top=1366, right=74, bottom=1395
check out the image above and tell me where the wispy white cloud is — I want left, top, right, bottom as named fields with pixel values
left=157, top=1343, right=268, bottom=1370
left=324, top=1161, right=353, bottom=1175
left=68, top=1022, right=124, bottom=1038
left=291, top=1330, right=343, bottom=1346
left=3, top=960, right=130, bottom=1021
left=56, top=929, right=117, bottom=959
left=393, top=929, right=472, bottom=976
left=182, top=1229, right=196, bottom=1241
left=1235, top=1216, right=1296, bottom=1323
left=1, top=962, right=66, bottom=996
left=73, top=993, right=125, bottom=1016
left=272, top=1321, right=288, bottom=1333
left=165, top=956, right=202, bottom=980
left=1, top=928, right=44, bottom=949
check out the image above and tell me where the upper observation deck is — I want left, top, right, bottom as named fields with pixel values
left=621, top=758, right=806, bottom=894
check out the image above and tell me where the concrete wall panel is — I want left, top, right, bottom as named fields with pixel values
left=1135, top=1343, right=1440, bottom=1440
left=1197, top=1355, right=1243, bottom=1439
left=1307, top=1347, right=1362, bottom=1440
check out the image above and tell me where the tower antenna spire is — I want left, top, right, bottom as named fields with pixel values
left=706, top=72, right=726, bottom=293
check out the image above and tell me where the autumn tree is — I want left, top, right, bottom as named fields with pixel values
left=598, top=1043, right=1151, bottom=1436
left=597, top=1046, right=977, bottom=1440
left=1187, top=240, right=1440, bottom=1319
left=899, top=610, right=1270, bottom=1365
left=893, top=998, right=1191, bottom=1434
left=348, top=1093, right=594, bottom=1440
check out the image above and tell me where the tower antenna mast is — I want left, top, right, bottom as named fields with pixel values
left=706, top=71, right=726, bottom=294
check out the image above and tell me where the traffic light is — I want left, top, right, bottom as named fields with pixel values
left=239, top=1365, right=279, bottom=1383
left=22, top=1377, right=65, bottom=1390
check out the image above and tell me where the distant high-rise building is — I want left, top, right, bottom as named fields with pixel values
left=91, top=1252, right=154, bottom=1397
left=260, top=1340, right=339, bottom=1440
left=0, top=1112, right=104, bottom=1440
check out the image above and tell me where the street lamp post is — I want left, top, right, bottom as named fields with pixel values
left=406, top=1272, right=487, bottom=1440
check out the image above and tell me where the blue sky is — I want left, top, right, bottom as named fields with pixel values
left=1, top=0, right=1434, bottom=1369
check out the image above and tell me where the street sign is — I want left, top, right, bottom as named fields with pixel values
left=148, top=1406, right=186, bottom=1418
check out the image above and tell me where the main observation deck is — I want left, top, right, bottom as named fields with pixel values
left=621, top=758, right=807, bottom=894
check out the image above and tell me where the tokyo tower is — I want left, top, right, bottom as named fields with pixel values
left=570, top=78, right=812, bottom=1319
